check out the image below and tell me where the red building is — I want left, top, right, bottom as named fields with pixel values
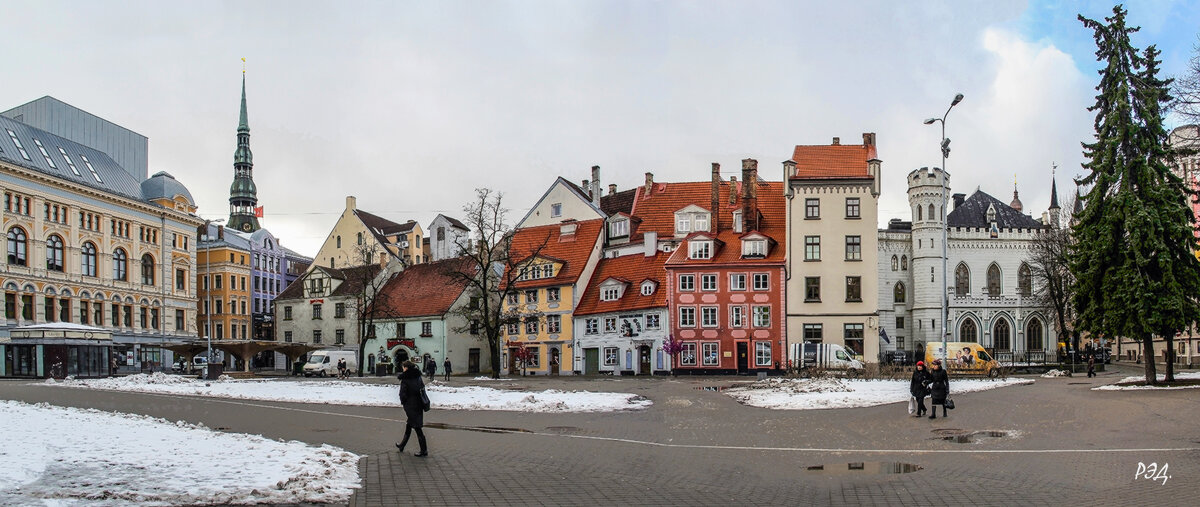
left=658, top=159, right=787, bottom=374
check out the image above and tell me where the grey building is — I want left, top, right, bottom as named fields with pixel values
left=3, top=96, right=148, bottom=181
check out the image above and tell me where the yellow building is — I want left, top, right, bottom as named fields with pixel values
left=196, top=227, right=252, bottom=346
left=311, top=196, right=426, bottom=270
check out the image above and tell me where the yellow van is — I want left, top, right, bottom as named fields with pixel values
left=925, top=342, right=1001, bottom=377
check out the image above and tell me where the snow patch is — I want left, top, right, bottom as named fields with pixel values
left=726, top=377, right=1034, bottom=410
left=1093, top=371, right=1200, bottom=391
left=1041, top=369, right=1069, bottom=378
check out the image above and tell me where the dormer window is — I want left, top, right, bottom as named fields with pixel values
left=694, top=214, right=709, bottom=232
left=640, top=281, right=656, bottom=296
left=560, top=223, right=578, bottom=236
left=986, top=204, right=997, bottom=223
left=742, top=239, right=766, bottom=258
left=674, top=206, right=712, bottom=236
left=601, top=286, right=622, bottom=301
left=676, top=215, right=692, bottom=234
left=732, top=210, right=743, bottom=233
left=518, top=263, right=556, bottom=281
left=609, top=218, right=629, bottom=238
left=689, top=240, right=713, bottom=260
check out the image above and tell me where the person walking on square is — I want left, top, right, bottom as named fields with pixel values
left=395, top=361, right=429, bottom=457
left=910, top=361, right=930, bottom=417
left=927, top=359, right=950, bottom=419
left=1087, top=353, right=1096, bottom=378
left=425, top=356, right=437, bottom=381
left=443, top=358, right=452, bottom=381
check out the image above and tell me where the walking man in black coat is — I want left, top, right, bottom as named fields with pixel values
left=395, top=361, right=429, bottom=457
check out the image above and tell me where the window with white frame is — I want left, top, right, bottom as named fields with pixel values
left=604, top=317, right=617, bottom=332
left=693, top=214, right=708, bottom=232
left=701, top=274, right=717, bottom=291
left=752, top=306, right=770, bottom=327
left=752, top=273, right=769, bottom=290
left=640, top=281, right=655, bottom=296
left=680, top=343, right=697, bottom=366
left=551, top=203, right=562, bottom=217
left=689, top=240, right=712, bottom=259
left=645, top=312, right=660, bottom=329
left=601, top=286, right=621, bottom=301
left=678, top=274, right=695, bottom=291
left=603, top=347, right=619, bottom=366
left=585, top=318, right=598, bottom=334
left=730, top=273, right=746, bottom=290
left=730, top=305, right=745, bottom=328
left=525, top=346, right=541, bottom=367
left=676, top=215, right=692, bottom=234
left=546, top=315, right=561, bottom=334
left=547, top=288, right=561, bottom=302
left=701, top=306, right=718, bottom=327
left=742, top=239, right=766, bottom=257
left=506, top=293, right=518, bottom=306
left=679, top=307, right=696, bottom=327
left=524, top=318, right=538, bottom=334
left=609, top=219, right=629, bottom=238
left=524, top=289, right=538, bottom=304
left=702, top=342, right=719, bottom=366
left=755, top=342, right=771, bottom=366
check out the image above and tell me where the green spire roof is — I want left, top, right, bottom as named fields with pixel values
left=238, top=73, right=249, bottom=133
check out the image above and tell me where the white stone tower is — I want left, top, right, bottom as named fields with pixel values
left=907, top=167, right=948, bottom=348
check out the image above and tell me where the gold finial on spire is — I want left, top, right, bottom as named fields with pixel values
left=241, top=57, right=246, bottom=74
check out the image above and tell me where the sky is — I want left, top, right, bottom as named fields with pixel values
left=5, top=0, right=1199, bottom=257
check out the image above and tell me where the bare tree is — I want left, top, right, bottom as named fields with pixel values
left=345, top=241, right=399, bottom=376
left=442, top=189, right=546, bottom=379
left=1030, top=196, right=1077, bottom=363
left=1172, top=35, right=1200, bottom=135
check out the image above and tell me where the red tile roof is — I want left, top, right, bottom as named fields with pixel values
left=630, top=180, right=762, bottom=241
left=575, top=252, right=670, bottom=316
left=791, top=144, right=876, bottom=180
left=506, top=219, right=604, bottom=290
left=374, top=257, right=477, bottom=318
left=664, top=189, right=787, bottom=267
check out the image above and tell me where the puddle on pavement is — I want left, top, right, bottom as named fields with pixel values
left=1067, top=382, right=1092, bottom=385
left=802, top=462, right=922, bottom=475
left=693, top=385, right=735, bottom=392
left=424, top=422, right=533, bottom=434
left=936, top=430, right=1010, bottom=444
left=544, top=426, right=583, bottom=434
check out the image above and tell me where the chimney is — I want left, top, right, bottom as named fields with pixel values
left=863, top=132, right=876, bottom=146
left=582, top=180, right=590, bottom=198
left=644, top=172, right=654, bottom=196
left=711, top=163, right=721, bottom=233
left=741, top=159, right=758, bottom=231
left=216, top=225, right=225, bottom=240
left=346, top=195, right=357, bottom=211
left=644, top=231, right=658, bottom=257
left=729, top=176, right=738, bottom=204
left=608, top=184, right=617, bottom=196
left=832, top=137, right=840, bottom=145
left=952, top=193, right=966, bottom=210
left=591, top=166, right=601, bottom=207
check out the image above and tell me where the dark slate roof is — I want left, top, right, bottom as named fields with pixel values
left=600, top=188, right=637, bottom=215
left=141, top=171, right=194, bottom=204
left=947, top=190, right=1045, bottom=229
left=436, top=214, right=470, bottom=231
left=0, top=114, right=144, bottom=200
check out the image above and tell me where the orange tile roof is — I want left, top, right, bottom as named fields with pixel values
left=506, top=219, right=605, bottom=289
left=791, top=144, right=876, bottom=180
left=630, top=180, right=761, bottom=241
left=664, top=189, right=787, bottom=267
left=374, top=257, right=477, bottom=318
left=575, top=252, right=670, bottom=316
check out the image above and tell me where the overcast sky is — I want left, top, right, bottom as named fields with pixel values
left=6, top=0, right=1199, bottom=256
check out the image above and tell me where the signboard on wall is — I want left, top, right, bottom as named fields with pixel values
left=387, top=338, right=415, bottom=349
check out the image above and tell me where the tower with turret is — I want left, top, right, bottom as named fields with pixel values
left=906, top=167, right=948, bottom=347
left=228, top=73, right=260, bottom=233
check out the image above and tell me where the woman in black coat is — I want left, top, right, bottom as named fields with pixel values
left=395, top=361, right=429, bottom=457
left=909, top=361, right=930, bottom=417
left=927, top=359, right=950, bottom=419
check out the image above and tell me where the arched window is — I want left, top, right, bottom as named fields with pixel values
left=357, top=232, right=363, bottom=245
left=113, top=249, right=128, bottom=281
left=1018, top=263, right=1032, bottom=297
left=959, top=319, right=977, bottom=342
left=891, top=255, right=898, bottom=271
left=993, top=319, right=1011, bottom=351
left=81, top=242, right=97, bottom=277
left=1026, top=319, right=1043, bottom=351
left=893, top=282, right=906, bottom=304
left=46, top=235, right=64, bottom=271
left=917, top=205, right=923, bottom=221
left=987, top=263, right=1002, bottom=296
left=928, top=204, right=936, bottom=222
left=6, top=227, right=27, bottom=266
left=955, top=263, right=969, bottom=296
left=141, top=254, right=155, bottom=285
left=900, top=255, right=908, bottom=270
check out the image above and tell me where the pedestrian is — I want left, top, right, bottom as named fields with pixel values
left=910, top=361, right=930, bottom=417
left=1087, top=353, right=1096, bottom=378
left=395, top=361, right=429, bottom=457
left=926, top=359, right=950, bottom=419
left=425, top=357, right=437, bottom=381
left=443, top=358, right=452, bottom=381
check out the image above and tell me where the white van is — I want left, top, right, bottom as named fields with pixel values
left=790, top=343, right=865, bottom=373
left=303, top=351, right=358, bottom=377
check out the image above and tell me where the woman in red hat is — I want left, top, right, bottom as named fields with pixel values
left=909, top=360, right=930, bottom=417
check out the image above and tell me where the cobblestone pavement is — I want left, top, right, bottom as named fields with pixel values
left=2, top=363, right=1197, bottom=506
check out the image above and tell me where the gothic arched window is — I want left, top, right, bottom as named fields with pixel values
left=987, top=263, right=1002, bottom=296
left=955, top=262, right=969, bottom=296
left=1018, top=263, right=1032, bottom=297
left=959, top=319, right=977, bottom=342
left=893, top=282, right=906, bottom=304
left=1026, top=318, right=1044, bottom=350
left=891, top=255, right=898, bottom=271
left=994, top=319, right=1011, bottom=351
left=917, top=205, right=923, bottom=221
left=901, top=255, right=908, bottom=270
left=928, top=204, right=935, bottom=222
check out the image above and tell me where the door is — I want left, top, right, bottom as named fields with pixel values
left=468, top=348, right=480, bottom=374
left=638, top=345, right=651, bottom=375
left=736, top=342, right=749, bottom=375
left=584, top=348, right=599, bottom=375
left=508, top=347, right=519, bottom=375
left=549, top=348, right=560, bottom=375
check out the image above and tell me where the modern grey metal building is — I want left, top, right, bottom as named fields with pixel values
left=2, top=96, right=148, bottom=181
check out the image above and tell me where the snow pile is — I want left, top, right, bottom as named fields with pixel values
left=52, top=374, right=650, bottom=413
left=0, top=400, right=359, bottom=506
left=472, top=376, right=514, bottom=381
left=1041, top=369, right=1069, bottom=378
left=1093, top=371, right=1200, bottom=391
left=726, top=377, right=1034, bottom=410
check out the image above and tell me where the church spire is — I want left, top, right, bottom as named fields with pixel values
left=1009, top=173, right=1023, bottom=212
left=238, top=73, right=249, bottom=133
left=228, top=66, right=260, bottom=233
left=1049, top=163, right=1060, bottom=210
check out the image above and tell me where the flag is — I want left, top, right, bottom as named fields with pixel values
left=879, top=327, right=890, bottom=344
left=254, top=206, right=264, bottom=218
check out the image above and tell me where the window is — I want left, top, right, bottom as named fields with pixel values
left=752, top=273, right=769, bottom=291
left=585, top=318, right=598, bottom=334
left=846, top=276, right=862, bottom=302
left=46, top=235, right=64, bottom=271
left=398, top=323, right=408, bottom=337
left=701, top=274, right=717, bottom=291
left=313, top=329, right=322, bottom=344
left=422, top=321, right=433, bottom=336
left=755, top=342, right=772, bottom=366
left=959, top=319, right=978, bottom=342
left=524, top=289, right=538, bottom=304
left=505, top=322, right=518, bottom=335
left=215, top=275, right=223, bottom=289
left=1026, top=318, right=1044, bottom=350
left=753, top=306, right=771, bottom=327
left=689, top=240, right=712, bottom=260
left=742, top=239, right=765, bottom=257
left=523, top=318, right=537, bottom=335
left=547, top=288, right=560, bottom=302
left=601, top=286, right=621, bottom=301
left=336, top=236, right=341, bottom=248
left=284, top=331, right=292, bottom=342
left=730, top=305, right=745, bottom=328
left=893, top=282, right=906, bottom=303
left=901, top=255, right=908, bottom=270
left=6, top=129, right=30, bottom=160
left=1018, top=263, right=1032, bottom=297
left=175, top=309, right=185, bottom=331
left=702, top=343, right=719, bottom=366
left=732, top=210, right=743, bottom=233
left=506, top=293, right=518, bottom=306
left=679, top=307, right=696, bottom=327
left=609, top=219, right=629, bottom=238
left=891, top=255, right=898, bottom=271
left=33, top=139, right=56, bottom=168
left=550, top=203, right=562, bottom=217
left=993, top=320, right=1011, bottom=350
left=729, top=274, right=746, bottom=291
left=603, top=347, right=619, bottom=366
left=437, top=227, right=445, bottom=241
left=678, top=274, right=695, bottom=291
left=356, top=232, right=363, bottom=245
left=283, top=306, right=293, bottom=320
left=640, top=281, right=655, bottom=296
left=804, top=236, right=820, bottom=261
left=680, top=343, right=697, bottom=366
left=694, top=214, right=708, bottom=232
left=845, top=197, right=860, bottom=218
left=312, top=303, right=323, bottom=319
left=80, top=301, right=89, bottom=324
left=110, top=303, right=119, bottom=327
left=140, top=254, right=155, bottom=285
left=701, top=306, right=718, bottom=327
left=546, top=315, right=561, bottom=334
left=897, top=316, right=905, bottom=329
left=805, top=198, right=820, bottom=219
left=804, top=277, right=820, bottom=302
left=987, top=264, right=1002, bottom=297
left=645, top=313, right=660, bottom=329
left=803, top=324, right=823, bottom=342
left=150, top=308, right=159, bottom=330
left=6, top=227, right=27, bottom=265
left=524, top=346, right=541, bottom=367
left=604, top=317, right=617, bottom=333
left=335, top=302, right=346, bottom=318
left=844, top=323, right=865, bottom=356
left=58, top=299, right=69, bottom=322
left=844, top=236, right=861, bottom=261
left=955, top=262, right=969, bottom=295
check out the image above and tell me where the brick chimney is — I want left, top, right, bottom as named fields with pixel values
left=608, top=184, right=617, bottom=196
left=346, top=195, right=357, bottom=211
left=216, top=225, right=225, bottom=240
left=644, top=172, right=654, bottom=196
left=741, top=159, right=758, bottom=231
left=591, top=166, right=601, bottom=207
left=582, top=180, right=590, bottom=198
left=863, top=132, right=876, bottom=146
left=729, top=176, right=738, bottom=204
left=711, top=163, right=720, bottom=233
left=832, top=137, right=840, bottom=145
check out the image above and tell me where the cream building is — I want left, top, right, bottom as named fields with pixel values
left=311, top=196, right=426, bottom=270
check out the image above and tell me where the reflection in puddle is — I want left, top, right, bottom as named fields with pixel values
left=693, top=385, right=735, bottom=392
left=940, top=430, right=1009, bottom=443
left=802, top=462, right=922, bottom=475
left=424, top=422, right=532, bottom=434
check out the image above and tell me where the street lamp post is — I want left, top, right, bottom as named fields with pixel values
left=203, top=218, right=225, bottom=378
left=925, top=93, right=964, bottom=363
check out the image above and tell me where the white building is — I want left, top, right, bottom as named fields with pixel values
left=573, top=248, right=671, bottom=375
left=427, top=214, right=469, bottom=262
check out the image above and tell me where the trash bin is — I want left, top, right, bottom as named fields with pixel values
left=293, top=361, right=304, bottom=376
left=375, top=364, right=388, bottom=376
left=204, top=363, right=225, bottom=380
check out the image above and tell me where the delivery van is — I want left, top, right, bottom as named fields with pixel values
left=925, top=342, right=1001, bottom=377
left=790, top=343, right=865, bottom=373
left=303, top=350, right=358, bottom=377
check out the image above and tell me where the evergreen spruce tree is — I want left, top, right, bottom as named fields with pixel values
left=1072, top=6, right=1200, bottom=385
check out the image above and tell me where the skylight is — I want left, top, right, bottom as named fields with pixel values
left=57, top=147, right=81, bottom=176
left=33, top=138, right=56, bottom=169
left=6, top=129, right=30, bottom=161
left=79, top=154, right=103, bottom=183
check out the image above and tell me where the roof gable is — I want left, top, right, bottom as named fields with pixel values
left=791, top=144, right=875, bottom=180
left=947, top=190, right=1045, bottom=229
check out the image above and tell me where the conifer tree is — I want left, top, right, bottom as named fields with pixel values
left=1072, top=6, right=1200, bottom=384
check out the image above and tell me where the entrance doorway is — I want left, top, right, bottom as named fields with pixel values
left=508, top=347, right=519, bottom=375
left=394, top=349, right=409, bottom=365
left=638, top=345, right=651, bottom=375
left=468, top=348, right=480, bottom=374
left=584, top=348, right=599, bottom=375
left=736, top=342, right=749, bottom=374
left=549, top=347, right=560, bottom=375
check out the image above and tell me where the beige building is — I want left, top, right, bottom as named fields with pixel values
left=785, top=134, right=882, bottom=362
left=311, top=196, right=426, bottom=270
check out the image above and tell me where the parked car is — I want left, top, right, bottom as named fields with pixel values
left=791, top=343, right=865, bottom=374
left=172, top=356, right=208, bottom=375
left=302, top=351, right=358, bottom=377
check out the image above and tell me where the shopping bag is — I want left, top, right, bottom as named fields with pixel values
left=945, top=398, right=955, bottom=410
left=907, top=396, right=916, bottom=415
